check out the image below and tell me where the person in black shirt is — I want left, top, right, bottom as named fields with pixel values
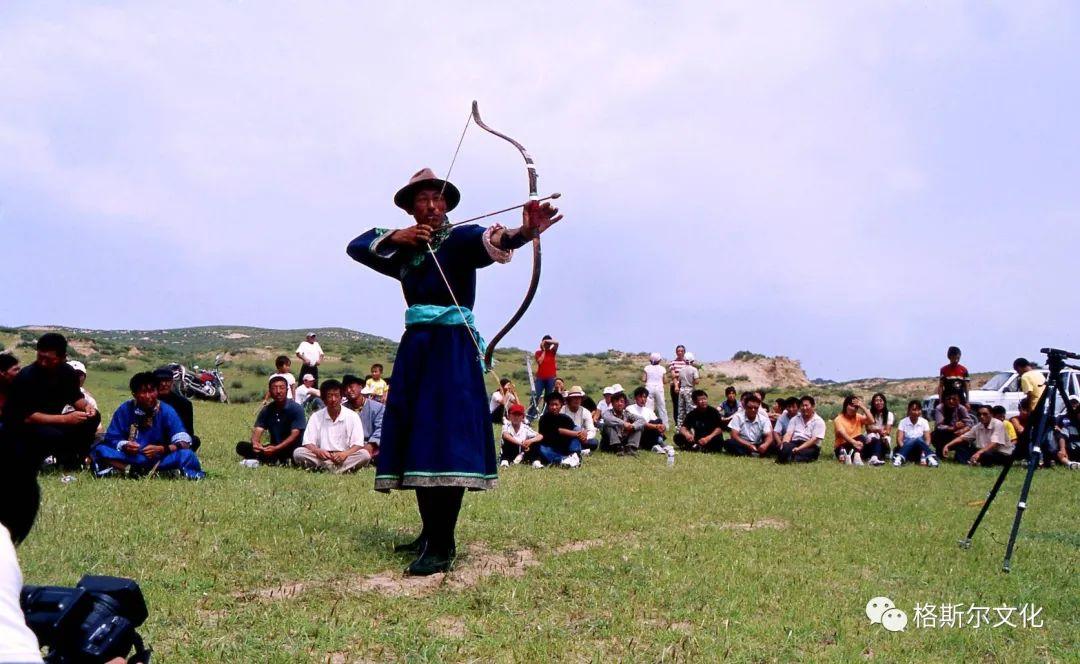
left=675, top=389, right=723, bottom=452
left=2, top=333, right=101, bottom=469
left=236, top=376, right=306, bottom=464
left=154, top=368, right=201, bottom=451
left=534, top=393, right=582, bottom=467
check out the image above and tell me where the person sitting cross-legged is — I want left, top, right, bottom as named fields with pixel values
left=600, top=391, right=645, bottom=456
left=776, top=395, right=825, bottom=464
left=561, top=386, right=598, bottom=455
left=341, top=375, right=384, bottom=459
left=725, top=392, right=774, bottom=456
left=154, top=368, right=201, bottom=451
left=931, top=391, right=973, bottom=458
left=674, top=389, right=723, bottom=453
left=534, top=393, right=583, bottom=468
left=500, top=403, right=542, bottom=467
left=92, top=372, right=205, bottom=479
left=628, top=386, right=668, bottom=454
left=892, top=400, right=940, bottom=467
left=293, top=379, right=370, bottom=473
left=237, top=375, right=306, bottom=464
left=833, top=396, right=880, bottom=466
left=941, top=404, right=1012, bottom=466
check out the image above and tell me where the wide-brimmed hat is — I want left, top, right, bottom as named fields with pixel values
left=394, top=168, right=460, bottom=212
left=566, top=386, right=585, bottom=398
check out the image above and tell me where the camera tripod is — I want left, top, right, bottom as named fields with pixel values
left=959, top=347, right=1080, bottom=572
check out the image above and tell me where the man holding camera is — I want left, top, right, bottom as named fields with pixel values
left=527, top=335, right=559, bottom=421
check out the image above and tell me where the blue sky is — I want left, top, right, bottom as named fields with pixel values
left=1, top=2, right=1077, bottom=379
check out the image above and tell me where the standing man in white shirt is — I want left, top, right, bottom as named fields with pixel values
left=293, top=379, right=369, bottom=473
left=295, top=332, right=325, bottom=384
left=642, top=352, right=669, bottom=426
left=778, top=395, right=825, bottom=463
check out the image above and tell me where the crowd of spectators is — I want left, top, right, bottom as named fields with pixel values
left=1, top=335, right=1077, bottom=481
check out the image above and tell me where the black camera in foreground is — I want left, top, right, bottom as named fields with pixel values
left=20, top=575, right=152, bottom=664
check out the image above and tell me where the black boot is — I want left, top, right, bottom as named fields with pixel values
left=393, top=534, right=427, bottom=554
left=405, top=538, right=453, bottom=576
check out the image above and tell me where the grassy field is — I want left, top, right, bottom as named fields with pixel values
left=5, top=328, right=1078, bottom=661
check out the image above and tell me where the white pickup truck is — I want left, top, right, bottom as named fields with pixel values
left=922, top=369, right=1080, bottom=419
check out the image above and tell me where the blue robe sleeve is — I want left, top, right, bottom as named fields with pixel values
left=457, top=224, right=498, bottom=269
left=347, top=228, right=404, bottom=280
left=104, top=403, right=132, bottom=448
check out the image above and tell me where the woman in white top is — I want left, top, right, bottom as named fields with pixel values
left=865, top=392, right=894, bottom=458
left=892, top=400, right=939, bottom=467
left=642, top=352, right=669, bottom=426
left=489, top=378, right=520, bottom=425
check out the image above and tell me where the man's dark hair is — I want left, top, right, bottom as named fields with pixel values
left=907, top=399, right=922, bottom=411
left=545, top=391, right=564, bottom=404
left=129, top=371, right=158, bottom=394
left=976, top=404, right=992, bottom=414
left=542, top=335, right=552, bottom=341
left=342, top=374, right=363, bottom=388
left=991, top=405, right=1007, bottom=416
left=275, top=355, right=290, bottom=368
left=1013, top=357, right=1030, bottom=371
left=36, top=332, right=68, bottom=356
left=943, top=389, right=961, bottom=400
left=633, top=386, right=649, bottom=399
left=690, top=389, right=707, bottom=401
left=371, top=363, right=383, bottom=372
left=743, top=393, right=761, bottom=405
left=499, top=378, right=512, bottom=387
left=610, top=392, right=627, bottom=404
left=0, top=353, right=18, bottom=372
left=785, top=397, right=799, bottom=408
left=799, top=395, right=816, bottom=407
left=268, top=375, right=288, bottom=389
left=725, top=386, right=736, bottom=396
left=947, top=346, right=961, bottom=357
left=320, top=379, right=343, bottom=395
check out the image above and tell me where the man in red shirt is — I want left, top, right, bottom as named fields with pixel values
left=938, top=346, right=970, bottom=403
left=528, top=335, right=559, bottom=421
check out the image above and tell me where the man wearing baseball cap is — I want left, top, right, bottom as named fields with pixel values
left=295, top=332, right=324, bottom=384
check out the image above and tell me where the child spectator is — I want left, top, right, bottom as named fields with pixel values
left=938, top=346, right=970, bottom=402
left=267, top=355, right=297, bottom=401
left=500, top=403, right=541, bottom=467
left=365, top=364, right=389, bottom=403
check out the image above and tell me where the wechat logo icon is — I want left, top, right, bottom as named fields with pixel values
left=866, top=596, right=908, bottom=632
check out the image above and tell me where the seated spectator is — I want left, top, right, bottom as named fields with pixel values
left=777, top=395, right=825, bottom=464
left=342, top=376, right=384, bottom=456
left=489, top=378, right=520, bottom=425
left=600, top=391, right=645, bottom=456
left=865, top=393, right=894, bottom=461
left=833, top=396, right=882, bottom=466
left=1054, top=398, right=1080, bottom=469
left=0, top=353, right=19, bottom=428
left=154, top=367, right=201, bottom=451
left=237, top=376, right=306, bottom=464
left=92, top=372, right=204, bottom=479
left=675, top=353, right=700, bottom=428
left=67, top=360, right=104, bottom=439
left=535, top=393, right=582, bottom=467
left=627, top=386, right=668, bottom=453
left=561, top=386, right=598, bottom=454
left=1010, top=399, right=1031, bottom=460
left=266, top=355, right=297, bottom=402
left=674, top=389, right=723, bottom=453
left=931, top=392, right=973, bottom=457
left=3, top=333, right=101, bottom=469
left=938, top=346, right=970, bottom=403
left=365, top=363, right=389, bottom=403
left=553, top=377, right=567, bottom=399
left=596, top=386, right=615, bottom=419
left=771, top=398, right=799, bottom=447
left=992, top=405, right=1019, bottom=454
left=892, top=400, right=940, bottom=467
left=293, top=379, right=370, bottom=473
left=942, top=404, right=1012, bottom=465
left=295, top=373, right=325, bottom=413
left=725, top=393, right=773, bottom=456
left=768, top=397, right=786, bottom=426
left=500, top=403, right=541, bottom=467
left=719, top=386, right=740, bottom=431
left=642, top=352, right=669, bottom=426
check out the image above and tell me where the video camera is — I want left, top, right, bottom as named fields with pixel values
left=20, top=575, right=152, bottom=664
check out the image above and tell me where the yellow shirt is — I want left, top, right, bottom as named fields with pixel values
left=1019, top=371, right=1046, bottom=409
left=365, top=377, right=388, bottom=398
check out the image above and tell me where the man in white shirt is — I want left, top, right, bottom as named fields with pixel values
left=628, top=386, right=667, bottom=453
left=778, top=395, right=825, bottom=463
left=295, top=332, right=324, bottom=384
left=294, top=374, right=324, bottom=412
left=561, top=386, right=599, bottom=454
left=725, top=393, right=774, bottom=456
left=293, top=379, right=369, bottom=473
left=942, top=404, right=1012, bottom=466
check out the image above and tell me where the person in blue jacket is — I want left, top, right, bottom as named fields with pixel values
left=346, top=167, right=561, bottom=575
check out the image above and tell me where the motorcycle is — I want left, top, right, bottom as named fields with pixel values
left=168, top=354, right=229, bottom=403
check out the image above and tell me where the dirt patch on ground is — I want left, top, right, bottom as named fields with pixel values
left=69, top=339, right=98, bottom=356
left=222, top=332, right=251, bottom=339
left=238, top=538, right=608, bottom=604
left=691, top=517, right=789, bottom=532
left=432, top=616, right=467, bottom=639
left=127, top=346, right=143, bottom=357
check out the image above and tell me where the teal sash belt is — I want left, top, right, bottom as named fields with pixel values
left=405, top=305, right=488, bottom=367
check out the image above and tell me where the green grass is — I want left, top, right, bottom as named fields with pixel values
left=20, top=399, right=1079, bottom=662
left=6, top=328, right=1077, bottom=661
